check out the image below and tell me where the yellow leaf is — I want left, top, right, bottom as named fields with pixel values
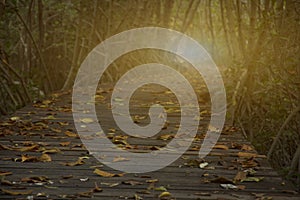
left=159, top=191, right=171, bottom=198
left=93, top=168, right=124, bottom=177
left=21, top=154, right=38, bottom=162
left=113, top=156, right=129, bottom=162
left=80, top=118, right=94, bottom=123
left=213, top=144, right=229, bottom=150
left=10, top=116, right=20, bottom=121
left=42, top=148, right=60, bottom=154
left=60, top=141, right=71, bottom=146
left=19, top=144, right=40, bottom=152
left=58, top=122, right=69, bottom=126
left=39, top=154, right=52, bottom=162
left=42, top=115, right=56, bottom=120
left=65, top=131, right=78, bottom=138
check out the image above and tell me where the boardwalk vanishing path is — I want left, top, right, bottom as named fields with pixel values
left=0, top=83, right=299, bottom=200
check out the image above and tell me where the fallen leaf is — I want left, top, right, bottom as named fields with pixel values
left=159, top=191, right=171, bottom=198
left=134, top=193, right=143, bottom=200
left=113, top=156, right=129, bottom=162
left=241, top=158, right=259, bottom=168
left=154, top=186, right=167, bottom=191
left=91, top=182, right=103, bottom=192
left=213, top=144, right=229, bottom=150
left=100, top=182, right=120, bottom=187
left=241, top=177, right=264, bottom=182
left=42, top=115, right=56, bottom=120
left=77, top=191, right=93, bottom=198
left=122, top=180, right=143, bottom=186
left=199, top=162, right=209, bottom=169
left=51, top=128, right=62, bottom=133
left=42, top=148, right=60, bottom=154
left=0, top=144, right=13, bottom=150
left=39, top=153, right=52, bottom=162
left=80, top=118, right=94, bottom=123
left=80, top=177, right=89, bottom=182
left=57, top=122, right=69, bottom=126
left=0, top=171, right=12, bottom=176
left=1, top=189, right=32, bottom=195
left=238, top=152, right=266, bottom=158
left=19, top=144, right=40, bottom=152
left=60, top=141, right=71, bottom=146
left=158, top=134, right=174, bottom=140
left=62, top=158, right=85, bottom=166
left=21, top=176, right=49, bottom=183
left=10, top=116, right=20, bottom=121
left=65, top=131, right=78, bottom=138
left=237, top=152, right=257, bottom=158
left=21, top=154, right=39, bottom=162
left=233, top=171, right=247, bottom=183
left=146, top=179, right=158, bottom=183
left=241, top=144, right=253, bottom=151
left=1, top=179, right=13, bottom=186
left=37, top=192, right=47, bottom=197
left=93, top=168, right=124, bottom=177
left=220, top=184, right=237, bottom=189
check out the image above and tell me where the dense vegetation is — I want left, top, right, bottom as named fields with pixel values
left=0, top=0, right=299, bottom=185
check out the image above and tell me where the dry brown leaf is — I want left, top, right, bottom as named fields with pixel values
left=0, top=144, right=13, bottom=150
left=241, top=144, right=254, bottom=151
left=77, top=191, right=93, bottom=198
left=1, top=189, right=32, bottom=195
left=62, top=158, right=84, bottom=166
left=21, top=176, right=49, bottom=183
left=113, top=156, right=129, bottom=162
left=21, top=154, right=39, bottom=162
left=241, top=158, right=259, bottom=168
left=233, top=171, right=247, bottom=183
left=42, top=148, right=60, bottom=154
left=237, top=152, right=257, bottom=158
left=0, top=171, right=12, bottom=176
left=122, top=180, right=143, bottom=185
left=18, top=144, right=40, bottom=152
left=51, top=128, right=62, bottom=133
left=39, top=153, right=52, bottom=162
left=1, top=179, right=13, bottom=186
left=213, top=144, right=229, bottom=150
left=60, top=141, right=71, bottom=146
left=65, top=131, right=79, bottom=138
left=93, top=168, right=124, bottom=177
left=158, top=134, right=174, bottom=140
left=92, top=182, right=103, bottom=192
left=58, top=122, right=69, bottom=126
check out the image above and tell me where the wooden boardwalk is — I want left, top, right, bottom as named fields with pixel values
left=0, top=83, right=299, bottom=199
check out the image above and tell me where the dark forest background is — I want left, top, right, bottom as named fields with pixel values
left=0, top=0, right=299, bottom=185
